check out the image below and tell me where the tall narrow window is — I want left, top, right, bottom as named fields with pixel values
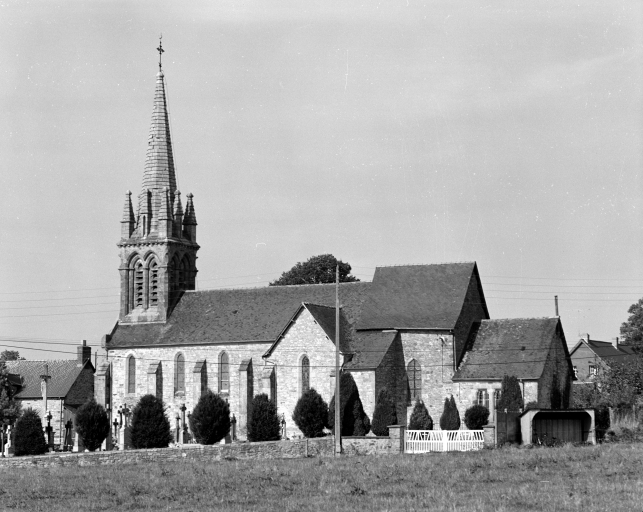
left=301, top=356, right=310, bottom=395
left=127, top=356, right=136, bottom=394
left=149, top=260, right=159, bottom=307
left=200, top=363, right=208, bottom=396
left=407, top=359, right=421, bottom=402
left=175, top=353, right=185, bottom=394
left=476, top=389, right=489, bottom=408
left=134, top=260, right=144, bottom=308
left=218, top=352, right=229, bottom=393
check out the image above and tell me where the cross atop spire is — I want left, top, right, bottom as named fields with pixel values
left=157, top=34, right=164, bottom=71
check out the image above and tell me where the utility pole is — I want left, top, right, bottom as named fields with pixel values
left=334, top=264, right=342, bottom=455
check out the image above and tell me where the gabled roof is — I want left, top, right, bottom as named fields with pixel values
left=569, top=338, right=637, bottom=364
left=344, top=331, right=399, bottom=370
left=357, top=262, right=481, bottom=330
left=107, top=282, right=370, bottom=349
left=4, top=360, right=93, bottom=399
left=453, top=317, right=562, bottom=381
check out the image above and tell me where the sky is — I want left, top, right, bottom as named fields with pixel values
left=1, top=0, right=641, bottom=361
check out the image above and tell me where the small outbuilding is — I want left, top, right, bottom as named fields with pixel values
left=520, top=408, right=596, bottom=446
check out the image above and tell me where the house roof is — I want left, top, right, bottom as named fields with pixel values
left=356, top=263, right=479, bottom=330
left=453, top=317, right=562, bottom=381
left=569, top=338, right=637, bottom=364
left=107, top=281, right=370, bottom=349
left=4, top=360, right=92, bottom=399
left=344, top=331, right=399, bottom=370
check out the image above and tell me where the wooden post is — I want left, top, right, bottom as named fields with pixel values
left=334, top=264, right=342, bottom=455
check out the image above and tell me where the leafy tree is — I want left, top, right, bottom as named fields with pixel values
left=292, top=388, right=329, bottom=438
left=596, top=356, right=643, bottom=408
left=74, top=398, right=110, bottom=451
left=408, top=399, right=433, bottom=430
left=14, top=408, right=48, bottom=456
left=464, top=405, right=489, bottom=430
left=328, top=371, right=371, bottom=436
left=0, top=350, right=23, bottom=361
left=439, top=395, right=461, bottom=430
left=620, top=298, right=643, bottom=352
left=270, top=254, right=359, bottom=286
left=248, top=394, right=281, bottom=442
left=189, top=390, right=230, bottom=445
left=130, top=394, right=172, bottom=449
left=371, top=388, right=397, bottom=436
left=0, top=362, right=21, bottom=432
left=496, top=375, right=523, bottom=411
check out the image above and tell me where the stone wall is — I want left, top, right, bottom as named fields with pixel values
left=537, top=324, right=573, bottom=408
left=0, top=436, right=397, bottom=469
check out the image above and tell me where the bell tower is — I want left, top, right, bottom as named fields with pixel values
left=118, top=39, right=199, bottom=324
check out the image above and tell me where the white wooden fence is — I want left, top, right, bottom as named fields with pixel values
left=405, top=429, right=484, bottom=453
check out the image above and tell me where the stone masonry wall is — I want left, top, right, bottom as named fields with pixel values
left=0, top=436, right=397, bottom=469
left=375, top=334, right=407, bottom=424
left=452, top=275, right=490, bottom=365
left=537, top=324, right=573, bottom=409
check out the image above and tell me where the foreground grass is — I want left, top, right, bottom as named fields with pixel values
left=1, top=443, right=642, bottom=511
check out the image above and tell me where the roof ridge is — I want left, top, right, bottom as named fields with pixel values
left=190, top=281, right=371, bottom=294
left=376, top=261, right=475, bottom=268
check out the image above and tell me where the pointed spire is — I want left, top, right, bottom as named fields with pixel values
left=139, top=42, right=177, bottom=227
left=182, top=193, right=197, bottom=242
left=121, top=191, right=136, bottom=239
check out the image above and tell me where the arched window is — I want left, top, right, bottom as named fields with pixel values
left=407, top=359, right=421, bottom=402
left=301, top=356, right=310, bottom=395
left=174, top=353, right=185, bottom=394
left=134, top=260, right=144, bottom=308
left=149, top=259, right=159, bottom=307
left=218, top=352, right=229, bottom=394
left=127, top=355, right=136, bottom=394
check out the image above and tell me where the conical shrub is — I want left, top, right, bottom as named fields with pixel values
left=248, top=394, right=281, bottom=442
left=75, top=398, right=110, bottom=451
left=292, top=388, right=328, bottom=438
left=408, top=399, right=433, bottom=430
left=130, top=394, right=172, bottom=449
left=328, top=371, right=370, bottom=436
left=497, top=375, right=523, bottom=411
left=439, top=395, right=461, bottom=430
left=14, top=408, right=48, bottom=456
left=189, top=390, right=230, bottom=445
left=371, top=388, right=397, bottom=436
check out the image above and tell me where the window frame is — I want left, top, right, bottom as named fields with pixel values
left=174, top=353, right=185, bottom=395
left=218, top=352, right=230, bottom=394
left=127, top=355, right=136, bottom=394
left=300, top=355, right=310, bottom=396
left=407, top=359, right=422, bottom=403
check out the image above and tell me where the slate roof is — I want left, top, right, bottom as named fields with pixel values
left=107, top=281, right=370, bottom=348
left=357, top=263, right=480, bottom=330
left=570, top=339, right=637, bottom=364
left=344, top=331, right=399, bottom=370
left=4, top=360, right=91, bottom=399
left=453, top=317, right=562, bottom=381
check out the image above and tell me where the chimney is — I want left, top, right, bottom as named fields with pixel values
left=612, top=337, right=619, bottom=350
left=77, top=340, right=91, bottom=365
left=580, top=333, right=590, bottom=343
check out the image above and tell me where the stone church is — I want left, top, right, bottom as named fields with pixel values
left=98, top=56, right=574, bottom=439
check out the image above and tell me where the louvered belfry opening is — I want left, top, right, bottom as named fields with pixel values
left=134, top=261, right=144, bottom=308
left=149, top=260, right=159, bottom=307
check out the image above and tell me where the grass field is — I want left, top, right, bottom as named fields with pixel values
left=1, top=442, right=642, bottom=511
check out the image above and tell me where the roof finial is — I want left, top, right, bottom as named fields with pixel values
left=157, top=34, right=164, bottom=70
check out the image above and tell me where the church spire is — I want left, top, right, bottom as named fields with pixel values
left=139, top=36, right=177, bottom=221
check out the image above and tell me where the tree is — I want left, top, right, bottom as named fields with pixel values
left=0, top=350, right=23, bottom=361
left=439, top=395, right=461, bottom=430
left=189, top=390, right=230, bottom=445
left=292, top=388, right=329, bottom=438
left=496, top=375, right=523, bottom=411
left=620, top=297, right=643, bottom=352
left=74, top=398, right=110, bottom=452
left=464, top=405, right=490, bottom=430
left=596, top=356, right=643, bottom=408
left=0, top=362, right=21, bottom=432
left=270, top=254, right=359, bottom=286
left=328, top=371, right=371, bottom=436
left=248, top=394, right=281, bottom=442
left=408, top=399, right=433, bottom=430
left=14, top=408, right=48, bottom=456
left=130, top=395, right=172, bottom=449
left=371, top=388, right=397, bottom=436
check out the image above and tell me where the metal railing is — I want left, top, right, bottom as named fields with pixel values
left=405, top=429, right=484, bottom=453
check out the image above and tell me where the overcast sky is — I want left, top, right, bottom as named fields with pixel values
left=1, top=1, right=641, bottom=360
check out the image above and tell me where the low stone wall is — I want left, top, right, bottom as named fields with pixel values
left=0, top=436, right=397, bottom=469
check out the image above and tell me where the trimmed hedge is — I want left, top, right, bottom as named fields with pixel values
left=130, top=394, right=172, bottom=449
left=189, top=390, right=230, bottom=445
left=371, top=388, right=397, bottom=436
left=14, top=408, right=48, bottom=456
left=464, top=404, right=489, bottom=430
left=408, top=399, right=433, bottom=430
left=75, top=398, right=110, bottom=451
left=248, top=394, right=281, bottom=442
left=292, top=388, right=328, bottom=438
left=439, top=395, right=461, bottom=430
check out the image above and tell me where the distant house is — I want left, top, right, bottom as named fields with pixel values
left=569, top=335, right=636, bottom=382
left=4, top=342, right=94, bottom=444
